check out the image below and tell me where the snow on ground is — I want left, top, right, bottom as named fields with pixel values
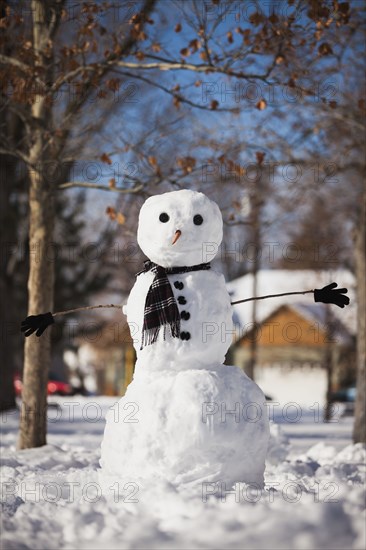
left=1, top=396, right=365, bottom=550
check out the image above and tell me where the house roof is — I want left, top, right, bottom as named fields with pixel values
left=290, top=303, right=353, bottom=345
left=239, top=302, right=353, bottom=346
left=227, top=269, right=357, bottom=335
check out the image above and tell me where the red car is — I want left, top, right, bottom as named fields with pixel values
left=14, top=376, right=72, bottom=397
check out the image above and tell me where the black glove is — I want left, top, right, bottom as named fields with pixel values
left=314, top=282, right=350, bottom=308
left=21, top=312, right=55, bottom=337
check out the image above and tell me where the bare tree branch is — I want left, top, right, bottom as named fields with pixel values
left=112, top=69, right=238, bottom=112
left=58, top=182, right=144, bottom=193
left=48, top=0, right=67, bottom=41
left=0, top=146, right=30, bottom=164
left=0, top=54, right=46, bottom=89
left=48, top=0, right=158, bottom=158
left=109, top=59, right=274, bottom=81
left=50, top=56, right=273, bottom=96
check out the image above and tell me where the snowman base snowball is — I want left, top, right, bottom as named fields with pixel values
left=100, top=361, right=269, bottom=490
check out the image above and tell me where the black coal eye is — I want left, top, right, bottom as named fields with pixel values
left=159, top=212, right=170, bottom=223
left=193, top=214, right=203, bottom=226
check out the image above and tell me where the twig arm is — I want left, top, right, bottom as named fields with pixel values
left=21, top=304, right=124, bottom=337
left=53, top=304, right=123, bottom=317
left=231, top=290, right=314, bottom=306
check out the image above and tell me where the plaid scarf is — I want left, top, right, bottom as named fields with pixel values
left=137, top=260, right=211, bottom=349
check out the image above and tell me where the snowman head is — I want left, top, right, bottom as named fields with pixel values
left=137, top=189, right=223, bottom=267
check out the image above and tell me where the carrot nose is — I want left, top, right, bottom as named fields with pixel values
left=172, top=230, right=182, bottom=245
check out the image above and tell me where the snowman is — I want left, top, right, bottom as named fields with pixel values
left=99, top=189, right=270, bottom=489
left=21, top=188, right=350, bottom=489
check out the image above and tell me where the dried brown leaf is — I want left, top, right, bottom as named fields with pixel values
left=189, top=39, right=201, bottom=53
left=256, top=151, right=266, bottom=165
left=249, top=12, right=265, bottom=26
left=116, top=213, right=126, bottom=225
left=256, top=99, right=267, bottom=110
left=101, top=153, right=112, bottom=165
left=318, top=42, right=333, bottom=56
left=106, top=206, right=116, bottom=220
left=177, top=156, right=196, bottom=174
left=269, top=13, right=279, bottom=24
left=106, top=78, right=120, bottom=92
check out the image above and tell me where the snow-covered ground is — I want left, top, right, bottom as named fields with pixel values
left=1, top=396, right=365, bottom=550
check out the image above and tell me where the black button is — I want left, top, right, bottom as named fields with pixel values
left=174, top=281, right=184, bottom=290
left=181, top=310, right=190, bottom=321
left=178, top=296, right=186, bottom=305
left=180, top=331, right=191, bottom=340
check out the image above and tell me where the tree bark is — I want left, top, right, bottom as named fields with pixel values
left=323, top=305, right=334, bottom=422
left=353, top=179, right=366, bottom=443
left=0, top=0, right=20, bottom=413
left=247, top=262, right=258, bottom=381
left=0, top=155, right=17, bottom=412
left=246, top=174, right=264, bottom=381
left=18, top=0, right=55, bottom=449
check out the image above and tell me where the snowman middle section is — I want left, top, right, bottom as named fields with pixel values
left=126, top=268, right=234, bottom=369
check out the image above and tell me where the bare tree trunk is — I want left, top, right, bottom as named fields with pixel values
left=247, top=263, right=258, bottom=381
left=0, top=155, right=17, bottom=412
left=18, top=173, right=55, bottom=448
left=0, top=0, right=20, bottom=413
left=324, top=305, right=334, bottom=422
left=18, top=0, right=55, bottom=449
left=353, top=180, right=366, bottom=443
left=246, top=174, right=263, bottom=381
